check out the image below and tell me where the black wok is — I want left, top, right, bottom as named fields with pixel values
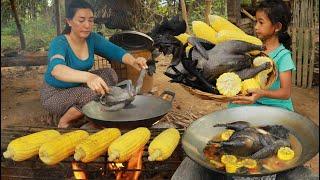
left=182, top=106, right=319, bottom=177
left=82, top=91, right=175, bottom=129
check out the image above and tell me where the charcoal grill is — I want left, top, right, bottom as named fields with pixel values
left=1, top=125, right=185, bottom=180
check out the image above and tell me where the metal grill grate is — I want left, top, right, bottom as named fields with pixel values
left=1, top=126, right=185, bottom=180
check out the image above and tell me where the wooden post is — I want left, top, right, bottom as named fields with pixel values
left=65, top=0, right=72, bottom=15
left=296, top=27, right=303, bottom=87
left=180, top=0, right=190, bottom=33
left=63, top=0, right=73, bottom=32
left=9, top=0, right=26, bottom=50
left=302, top=28, right=310, bottom=88
left=291, top=27, right=297, bottom=85
left=54, top=0, right=61, bottom=35
left=226, top=0, right=241, bottom=26
left=308, top=28, right=315, bottom=88
left=204, top=0, right=212, bottom=24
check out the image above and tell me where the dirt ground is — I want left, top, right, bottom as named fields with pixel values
left=1, top=55, right=319, bottom=174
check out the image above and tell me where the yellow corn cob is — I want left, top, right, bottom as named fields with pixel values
left=174, top=33, right=193, bottom=56
left=74, top=128, right=121, bottom=163
left=3, top=130, right=61, bottom=161
left=192, top=21, right=218, bottom=44
left=253, top=56, right=274, bottom=74
left=174, top=33, right=191, bottom=44
left=39, top=130, right=89, bottom=165
left=208, top=14, right=245, bottom=33
left=148, top=128, right=180, bottom=161
left=185, top=44, right=193, bottom=56
left=248, top=50, right=263, bottom=56
left=108, top=127, right=151, bottom=163
left=215, top=30, right=263, bottom=46
left=255, top=71, right=270, bottom=89
left=216, top=72, right=242, bottom=97
left=241, top=78, right=261, bottom=95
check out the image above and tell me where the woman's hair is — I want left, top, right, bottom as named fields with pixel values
left=256, top=0, right=292, bottom=50
left=62, top=0, right=94, bottom=34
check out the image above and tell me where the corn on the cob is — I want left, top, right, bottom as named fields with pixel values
left=253, top=56, right=274, bottom=73
left=248, top=50, right=263, bottom=56
left=74, top=128, right=121, bottom=163
left=174, top=33, right=191, bottom=45
left=108, top=127, right=151, bottom=163
left=148, top=128, right=180, bottom=161
left=215, top=30, right=263, bottom=46
left=174, top=33, right=193, bottom=56
left=208, top=14, right=244, bottom=33
left=3, top=130, right=61, bottom=161
left=185, top=44, right=193, bottom=56
left=216, top=72, right=242, bottom=97
left=241, top=78, right=261, bottom=95
left=192, top=21, right=217, bottom=44
left=255, top=71, right=270, bottom=89
left=39, top=130, right=89, bottom=165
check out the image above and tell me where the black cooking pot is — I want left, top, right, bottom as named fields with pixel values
left=109, top=30, right=154, bottom=50
left=82, top=91, right=175, bottom=129
left=182, top=106, right=319, bottom=177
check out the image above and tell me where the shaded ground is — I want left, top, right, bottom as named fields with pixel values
left=1, top=55, right=319, bottom=174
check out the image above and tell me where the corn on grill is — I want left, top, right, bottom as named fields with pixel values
left=1, top=125, right=185, bottom=179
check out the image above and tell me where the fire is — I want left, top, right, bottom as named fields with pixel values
left=108, top=148, right=144, bottom=180
left=72, top=161, right=87, bottom=180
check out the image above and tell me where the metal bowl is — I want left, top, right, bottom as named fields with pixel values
left=182, top=106, right=319, bottom=177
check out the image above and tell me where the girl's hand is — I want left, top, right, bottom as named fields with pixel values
left=231, top=89, right=264, bottom=104
left=86, top=73, right=110, bottom=95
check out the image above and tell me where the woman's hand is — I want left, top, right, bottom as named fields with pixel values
left=86, top=73, right=110, bottom=95
left=231, top=89, right=264, bottom=104
left=133, top=57, right=148, bottom=70
left=122, top=53, right=148, bottom=71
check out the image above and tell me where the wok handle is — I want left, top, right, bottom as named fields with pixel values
left=160, top=90, right=175, bottom=103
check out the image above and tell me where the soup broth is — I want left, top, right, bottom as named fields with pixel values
left=203, top=130, right=302, bottom=175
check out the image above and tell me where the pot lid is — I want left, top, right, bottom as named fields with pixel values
left=109, top=30, right=154, bottom=50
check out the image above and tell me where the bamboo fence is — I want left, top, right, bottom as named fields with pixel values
left=290, top=0, right=318, bottom=88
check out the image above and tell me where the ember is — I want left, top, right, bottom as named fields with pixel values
left=108, top=148, right=144, bottom=180
left=72, top=161, right=87, bottom=179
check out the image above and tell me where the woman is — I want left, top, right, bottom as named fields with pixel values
left=40, top=0, right=148, bottom=128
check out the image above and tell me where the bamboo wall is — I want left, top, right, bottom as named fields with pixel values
left=289, top=0, right=318, bottom=88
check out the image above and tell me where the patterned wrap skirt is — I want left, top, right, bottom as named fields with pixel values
left=40, top=68, right=118, bottom=118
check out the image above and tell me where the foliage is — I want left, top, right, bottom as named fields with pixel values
left=2, top=16, right=55, bottom=51
left=1, top=0, right=227, bottom=52
left=1, top=35, right=20, bottom=50
left=1, top=0, right=50, bottom=26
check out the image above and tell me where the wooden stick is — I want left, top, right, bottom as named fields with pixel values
left=180, top=0, right=190, bottom=33
left=173, top=112, right=192, bottom=121
left=174, top=120, right=189, bottom=128
left=240, top=8, right=256, bottom=21
left=204, top=0, right=212, bottom=24
left=188, top=111, right=198, bottom=119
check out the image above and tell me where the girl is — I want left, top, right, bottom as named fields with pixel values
left=40, top=0, right=148, bottom=128
left=230, top=0, right=296, bottom=111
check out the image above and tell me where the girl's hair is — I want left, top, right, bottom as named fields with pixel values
left=62, top=0, right=94, bottom=34
left=257, top=0, right=292, bottom=50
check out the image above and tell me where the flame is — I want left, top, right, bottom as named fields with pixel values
left=72, top=161, right=87, bottom=180
left=108, top=148, right=144, bottom=180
